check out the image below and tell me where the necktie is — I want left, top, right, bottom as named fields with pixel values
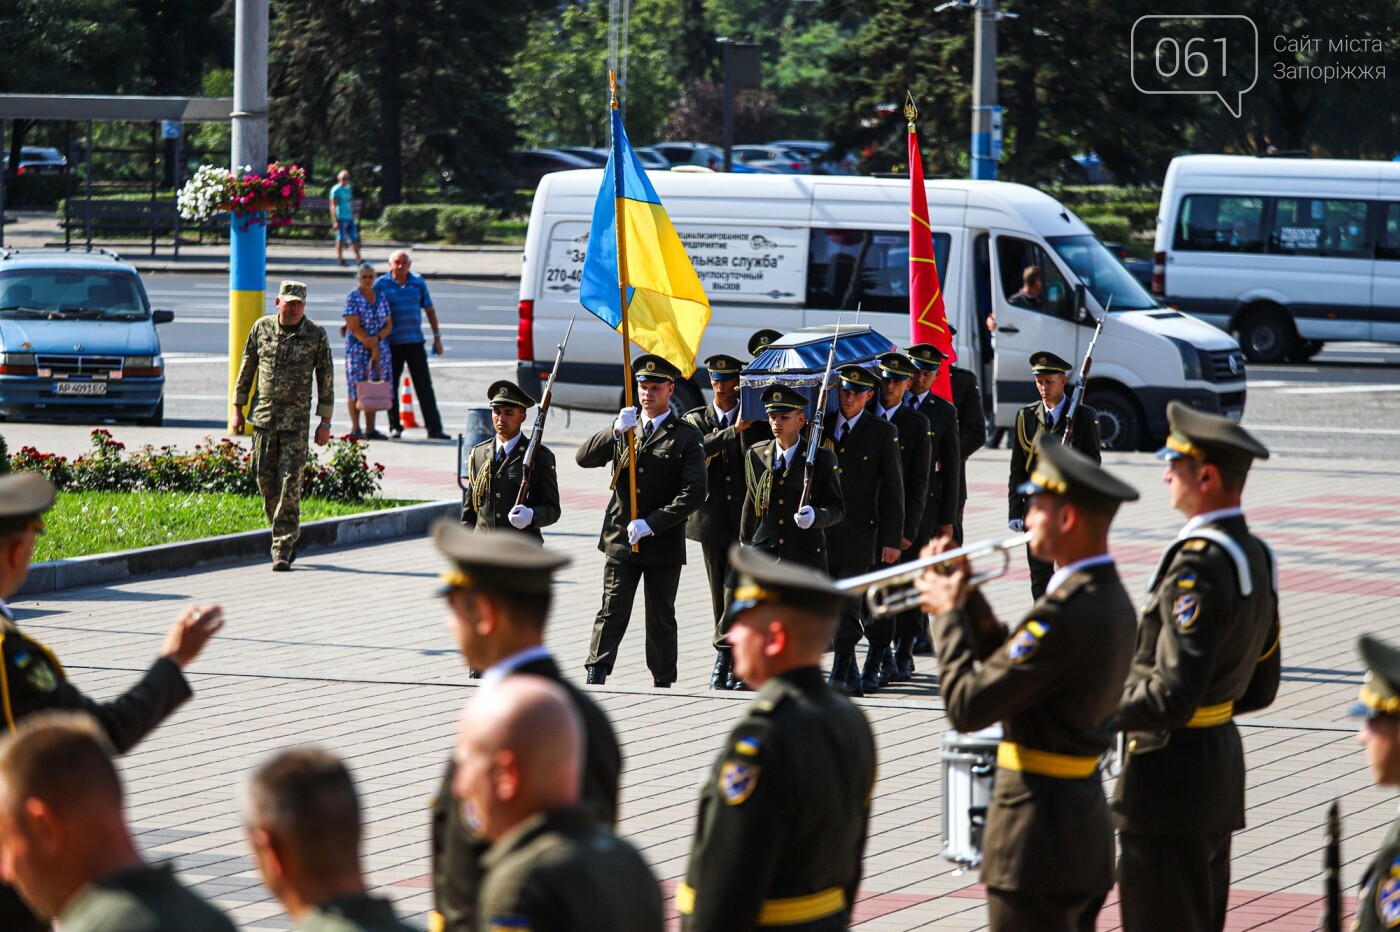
left=836, top=422, right=847, bottom=443
left=495, top=444, right=506, bottom=465
left=1044, top=411, right=1054, bottom=430
left=643, top=420, right=654, bottom=441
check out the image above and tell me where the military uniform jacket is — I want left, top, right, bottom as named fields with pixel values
left=477, top=807, right=664, bottom=932
left=914, top=393, right=962, bottom=537
left=680, top=667, right=876, bottom=932
left=822, top=413, right=904, bottom=564
left=58, top=865, right=236, bottom=932
left=430, top=655, right=621, bottom=932
left=739, top=438, right=843, bottom=573
left=683, top=405, right=749, bottom=548
left=930, top=563, right=1136, bottom=895
left=1112, top=514, right=1281, bottom=838
left=302, top=893, right=418, bottom=931
left=460, top=436, right=560, bottom=539
left=1356, top=813, right=1400, bottom=932
left=1008, top=400, right=1101, bottom=523
left=233, top=315, right=335, bottom=431
left=868, top=403, right=930, bottom=543
left=950, top=367, right=986, bottom=502
left=576, top=415, right=706, bottom=565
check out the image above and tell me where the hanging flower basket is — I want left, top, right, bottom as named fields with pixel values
left=178, top=162, right=307, bottom=229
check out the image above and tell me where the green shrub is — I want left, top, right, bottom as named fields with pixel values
left=378, top=204, right=440, bottom=241
left=1079, top=213, right=1131, bottom=246
left=5, top=173, right=75, bottom=209
left=438, top=205, right=498, bottom=244
left=0, top=436, right=8, bottom=474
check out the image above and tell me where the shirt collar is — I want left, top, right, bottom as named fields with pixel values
left=642, top=409, right=671, bottom=432
left=910, top=390, right=929, bottom=407
left=1045, top=553, right=1114, bottom=597
left=775, top=439, right=799, bottom=467
left=479, top=645, right=554, bottom=694
left=1043, top=397, right=1066, bottom=424
left=496, top=433, right=522, bottom=456
left=837, top=411, right=863, bottom=431
left=1180, top=507, right=1245, bottom=537
left=714, top=402, right=736, bottom=425
left=875, top=402, right=899, bottom=420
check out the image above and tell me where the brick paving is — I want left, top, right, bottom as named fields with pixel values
left=11, top=441, right=1400, bottom=930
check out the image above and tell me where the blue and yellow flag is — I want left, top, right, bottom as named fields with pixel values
left=580, top=109, right=710, bottom=378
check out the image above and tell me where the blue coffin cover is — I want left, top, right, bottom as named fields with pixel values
left=739, top=325, right=897, bottom=420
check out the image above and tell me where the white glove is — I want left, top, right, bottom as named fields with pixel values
left=794, top=506, right=816, bottom=530
left=1008, top=519, right=1025, bottom=533
left=626, top=519, right=653, bottom=546
left=508, top=505, right=533, bottom=529
left=614, top=407, right=638, bottom=436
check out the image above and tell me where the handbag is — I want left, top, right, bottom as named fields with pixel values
left=355, top=376, right=393, bottom=412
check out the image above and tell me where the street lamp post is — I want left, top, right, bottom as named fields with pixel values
left=228, top=0, right=269, bottom=430
left=936, top=0, right=1015, bottom=181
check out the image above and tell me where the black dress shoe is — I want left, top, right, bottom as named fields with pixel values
left=427, top=430, right=452, bottom=441
left=585, top=665, right=607, bottom=685
left=879, top=645, right=896, bottom=687
left=891, top=638, right=915, bottom=682
left=859, top=649, right=883, bottom=695
left=710, top=652, right=733, bottom=691
left=728, top=676, right=751, bottom=692
left=830, top=653, right=862, bottom=697
left=653, top=678, right=672, bottom=688
left=389, top=427, right=403, bottom=439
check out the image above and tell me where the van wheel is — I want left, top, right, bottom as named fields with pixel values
left=1238, top=308, right=1293, bottom=363
left=1086, top=390, right=1142, bottom=452
left=1285, top=339, right=1324, bottom=362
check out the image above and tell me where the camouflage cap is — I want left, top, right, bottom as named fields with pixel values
left=1017, top=436, right=1139, bottom=516
left=905, top=343, right=948, bottom=370
left=0, top=473, right=55, bottom=535
left=632, top=354, right=681, bottom=383
left=835, top=364, right=877, bottom=392
left=1029, top=350, right=1074, bottom=375
left=486, top=380, right=535, bottom=409
left=277, top=281, right=308, bottom=303
left=761, top=384, right=806, bottom=412
left=432, top=520, right=570, bottom=596
left=1157, top=400, right=1270, bottom=474
left=726, top=543, right=851, bottom=621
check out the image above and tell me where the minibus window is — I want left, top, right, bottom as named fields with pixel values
left=806, top=228, right=950, bottom=313
left=1268, top=197, right=1372, bottom=258
left=1380, top=204, right=1400, bottom=261
left=1046, top=235, right=1159, bottom=311
left=995, top=236, right=1074, bottom=320
left=1174, top=195, right=1265, bottom=253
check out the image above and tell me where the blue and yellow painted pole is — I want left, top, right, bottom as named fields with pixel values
left=228, top=213, right=266, bottom=431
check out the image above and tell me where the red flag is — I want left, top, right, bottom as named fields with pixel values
left=908, top=115, right=955, bottom=401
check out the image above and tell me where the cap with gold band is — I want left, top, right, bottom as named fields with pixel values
left=748, top=329, right=783, bottom=358
left=432, top=519, right=570, bottom=596
left=760, top=384, right=806, bottom=412
left=632, top=354, right=681, bottom=383
left=1351, top=635, right=1400, bottom=718
left=835, top=364, right=877, bottom=392
left=487, top=380, right=535, bottom=409
left=703, top=353, right=744, bottom=380
left=877, top=352, right=918, bottom=380
left=905, top=343, right=947, bottom=371
left=0, top=473, right=55, bottom=536
left=1157, top=399, right=1270, bottom=474
left=725, top=543, right=850, bottom=620
left=1029, top=350, right=1073, bottom=375
left=277, top=280, right=308, bottom=302
left=1016, top=436, right=1139, bottom=515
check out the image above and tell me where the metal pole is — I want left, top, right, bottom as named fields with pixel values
left=229, top=0, right=269, bottom=432
left=970, top=0, right=998, bottom=180
left=84, top=120, right=93, bottom=250
left=149, top=122, right=158, bottom=257
left=172, top=129, right=183, bottom=258
left=721, top=41, right=734, bottom=173
left=0, top=119, right=6, bottom=249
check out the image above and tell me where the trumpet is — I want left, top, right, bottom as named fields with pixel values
left=835, top=532, right=1032, bottom=617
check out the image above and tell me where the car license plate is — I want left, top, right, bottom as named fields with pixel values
left=55, top=381, right=107, bottom=396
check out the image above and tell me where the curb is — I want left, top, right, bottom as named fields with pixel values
left=125, top=262, right=521, bottom=281
left=17, top=500, right=457, bottom=596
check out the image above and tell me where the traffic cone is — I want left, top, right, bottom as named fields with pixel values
left=399, top=375, right=419, bottom=429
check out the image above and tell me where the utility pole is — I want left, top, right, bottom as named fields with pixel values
left=938, top=0, right=1012, bottom=180
left=228, top=0, right=269, bottom=430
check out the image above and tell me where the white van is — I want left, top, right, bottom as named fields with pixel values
left=516, top=172, right=1245, bottom=450
left=1153, top=154, right=1400, bottom=362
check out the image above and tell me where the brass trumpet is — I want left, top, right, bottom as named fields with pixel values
left=835, top=532, right=1033, bottom=617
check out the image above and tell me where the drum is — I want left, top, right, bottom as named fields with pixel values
left=940, top=725, right=1002, bottom=868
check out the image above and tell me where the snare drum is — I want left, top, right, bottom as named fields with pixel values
left=939, top=725, right=1002, bottom=868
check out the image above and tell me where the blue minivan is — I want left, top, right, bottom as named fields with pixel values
left=0, top=249, right=171, bottom=424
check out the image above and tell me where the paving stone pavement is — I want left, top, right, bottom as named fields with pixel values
left=11, top=439, right=1400, bottom=930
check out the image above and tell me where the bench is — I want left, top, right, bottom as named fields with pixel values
left=61, top=197, right=227, bottom=256
left=270, top=196, right=363, bottom=239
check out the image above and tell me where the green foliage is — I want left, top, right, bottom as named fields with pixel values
left=5, top=174, right=75, bottom=209
left=378, top=205, right=440, bottom=242
left=0, top=0, right=146, bottom=94
left=438, top=206, right=499, bottom=245
left=1078, top=214, right=1132, bottom=246
left=0, top=437, right=9, bottom=475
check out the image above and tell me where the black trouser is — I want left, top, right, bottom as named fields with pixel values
left=829, top=561, right=871, bottom=653
left=587, top=558, right=682, bottom=683
left=1118, top=831, right=1232, bottom=932
left=953, top=493, right=968, bottom=546
left=1027, top=545, right=1054, bottom=600
left=702, top=542, right=735, bottom=651
left=986, top=887, right=1106, bottom=932
left=387, top=341, right=444, bottom=434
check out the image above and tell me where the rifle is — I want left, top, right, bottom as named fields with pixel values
left=798, top=319, right=841, bottom=512
left=514, top=316, right=574, bottom=509
left=1062, top=297, right=1109, bottom=447
left=1323, top=800, right=1341, bottom=932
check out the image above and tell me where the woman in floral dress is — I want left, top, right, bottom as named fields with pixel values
left=343, top=262, right=394, bottom=439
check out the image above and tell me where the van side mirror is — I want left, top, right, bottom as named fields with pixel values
left=1073, top=284, right=1088, bottom=322
left=152, top=309, right=174, bottom=324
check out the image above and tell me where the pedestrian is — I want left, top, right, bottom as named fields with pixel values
left=246, top=747, right=416, bottom=931
left=917, top=438, right=1139, bottom=931
left=1007, top=264, right=1043, bottom=310
left=460, top=381, right=560, bottom=538
left=577, top=355, right=705, bottom=688
left=1348, top=635, right=1400, bottom=932
left=1112, top=402, right=1281, bottom=932
left=904, top=342, right=961, bottom=656
left=822, top=364, right=903, bottom=697
left=342, top=262, right=393, bottom=441
left=453, top=677, right=662, bottom=932
left=678, top=545, right=876, bottom=931
left=232, top=280, right=335, bottom=571
left=1008, top=351, right=1100, bottom=599
left=0, top=713, right=236, bottom=931
left=329, top=170, right=363, bottom=267
left=945, top=325, right=988, bottom=544
left=429, top=520, right=622, bottom=932
left=0, top=473, right=223, bottom=932
left=376, top=250, right=450, bottom=440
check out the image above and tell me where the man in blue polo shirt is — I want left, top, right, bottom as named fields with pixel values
left=375, top=250, right=449, bottom=440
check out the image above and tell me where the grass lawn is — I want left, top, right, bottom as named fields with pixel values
left=34, top=491, right=417, bottom=562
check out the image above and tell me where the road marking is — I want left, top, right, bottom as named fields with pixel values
left=1272, top=384, right=1400, bottom=396
left=1248, top=425, right=1400, bottom=435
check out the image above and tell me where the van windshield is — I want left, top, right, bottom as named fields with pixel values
left=1046, top=235, right=1157, bottom=311
left=0, top=270, right=150, bottom=320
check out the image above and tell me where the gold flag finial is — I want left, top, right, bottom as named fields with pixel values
left=609, top=70, right=618, bottom=110
left=904, top=91, right=918, bottom=131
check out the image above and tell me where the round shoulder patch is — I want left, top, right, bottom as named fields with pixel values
left=1006, top=620, right=1048, bottom=664
left=1172, top=593, right=1201, bottom=629
left=719, top=760, right=760, bottom=805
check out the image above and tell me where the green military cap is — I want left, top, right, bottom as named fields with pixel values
left=835, top=364, right=877, bottom=392
left=748, top=329, right=783, bottom=357
left=1353, top=635, right=1400, bottom=718
left=1029, top=350, right=1074, bottom=374
left=761, top=384, right=806, bottom=412
left=904, top=343, right=948, bottom=371
left=277, top=280, right=308, bottom=303
left=0, top=473, right=55, bottom=535
left=703, top=353, right=744, bottom=380
left=1017, top=436, right=1139, bottom=515
left=725, top=543, right=851, bottom=620
left=632, top=354, right=681, bottom=383
left=877, top=352, right=918, bottom=380
left=486, top=379, right=535, bottom=409
left=1157, top=400, right=1270, bottom=475
left=432, top=519, right=570, bottom=596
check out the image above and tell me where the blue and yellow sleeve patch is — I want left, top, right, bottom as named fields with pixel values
left=1007, top=620, right=1048, bottom=663
left=1172, top=594, right=1201, bottom=629
left=1176, top=572, right=1196, bottom=590
left=719, top=760, right=760, bottom=805
left=734, top=736, right=761, bottom=757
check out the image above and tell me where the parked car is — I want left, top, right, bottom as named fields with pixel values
left=1, top=146, right=69, bottom=175
left=512, top=149, right=595, bottom=189
left=0, top=249, right=171, bottom=424
left=768, top=140, right=859, bottom=175
left=731, top=145, right=811, bottom=174
left=633, top=147, right=673, bottom=170
left=651, top=142, right=725, bottom=170
left=555, top=147, right=609, bottom=166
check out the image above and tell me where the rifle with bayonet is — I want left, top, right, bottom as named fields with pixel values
left=1323, top=800, right=1341, bottom=932
left=515, top=316, right=574, bottom=509
left=798, top=319, right=841, bottom=512
left=1062, top=297, right=1109, bottom=447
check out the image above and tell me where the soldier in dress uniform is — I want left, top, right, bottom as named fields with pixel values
left=1349, top=635, right=1400, bottom=932
left=684, top=354, right=761, bottom=691
left=427, top=522, right=621, bottom=932
left=578, top=355, right=706, bottom=687
left=917, top=438, right=1138, bottom=931
left=1008, top=351, right=1101, bottom=599
left=679, top=545, right=876, bottom=932
left=460, top=380, right=560, bottom=539
left=904, top=343, right=961, bottom=656
left=946, top=325, right=988, bottom=544
left=823, top=364, right=903, bottom=697
left=748, top=329, right=783, bottom=358
left=1112, top=402, right=1280, bottom=932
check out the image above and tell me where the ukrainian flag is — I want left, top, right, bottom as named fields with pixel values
left=580, top=109, right=710, bottom=378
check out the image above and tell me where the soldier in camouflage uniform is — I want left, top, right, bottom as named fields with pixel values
left=232, top=281, right=335, bottom=571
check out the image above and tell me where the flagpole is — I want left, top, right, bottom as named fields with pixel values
left=610, top=71, right=641, bottom=552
